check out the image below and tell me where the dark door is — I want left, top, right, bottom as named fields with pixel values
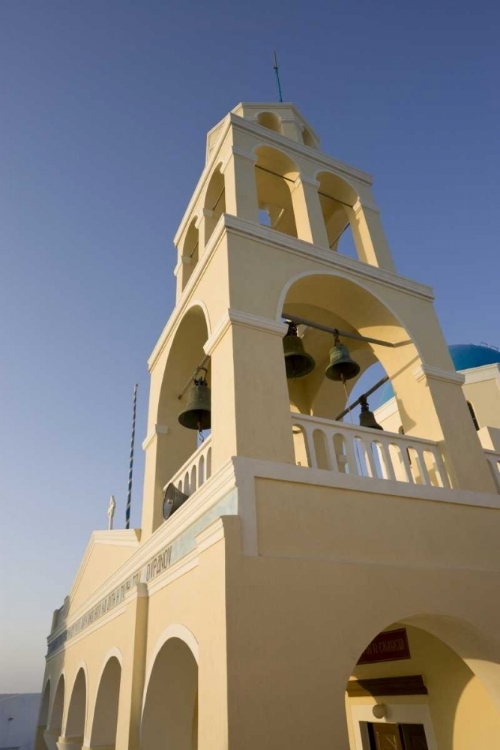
left=367, top=723, right=429, bottom=750
left=400, top=724, right=429, bottom=750
left=368, top=723, right=403, bottom=750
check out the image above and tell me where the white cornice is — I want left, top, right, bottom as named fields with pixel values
left=148, top=216, right=226, bottom=370
left=414, top=364, right=465, bottom=386
left=223, top=215, right=434, bottom=302
left=48, top=459, right=237, bottom=643
left=195, top=517, right=225, bottom=554
left=142, top=424, right=169, bottom=451
left=462, top=363, right=500, bottom=385
left=204, top=309, right=287, bottom=356
left=229, top=112, right=374, bottom=186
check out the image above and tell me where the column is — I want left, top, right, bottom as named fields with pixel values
left=290, top=176, right=329, bottom=248
left=221, top=148, right=259, bottom=224
left=347, top=200, right=396, bottom=272
left=196, top=208, right=215, bottom=255
left=204, top=310, right=295, bottom=471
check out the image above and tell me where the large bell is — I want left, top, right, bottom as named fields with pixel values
left=163, top=483, right=189, bottom=521
left=325, top=331, right=361, bottom=382
left=283, top=322, right=316, bottom=379
left=178, top=368, right=211, bottom=431
left=359, top=395, right=383, bottom=430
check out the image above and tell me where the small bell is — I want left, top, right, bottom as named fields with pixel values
left=283, top=322, right=316, bottom=379
left=178, top=368, right=211, bottom=431
left=163, top=483, right=189, bottom=521
left=325, top=330, right=361, bottom=382
left=359, top=395, right=383, bottom=430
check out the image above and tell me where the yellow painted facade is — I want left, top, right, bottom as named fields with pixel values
left=35, top=102, right=500, bottom=750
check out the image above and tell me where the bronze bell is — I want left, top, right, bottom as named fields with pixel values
left=163, top=483, right=189, bottom=520
left=359, top=395, right=383, bottom=430
left=178, top=368, right=211, bottom=431
left=325, top=330, right=361, bottom=382
left=283, top=322, right=316, bottom=379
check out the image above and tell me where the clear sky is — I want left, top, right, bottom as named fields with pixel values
left=1, top=0, right=499, bottom=692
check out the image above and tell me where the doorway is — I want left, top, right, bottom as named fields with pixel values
left=367, top=722, right=428, bottom=750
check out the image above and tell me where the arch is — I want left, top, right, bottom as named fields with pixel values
left=203, top=164, right=225, bottom=245
left=467, top=400, right=480, bottom=430
left=277, top=269, right=425, bottom=426
left=180, top=218, right=200, bottom=290
left=346, top=614, right=500, bottom=749
left=256, top=111, right=282, bottom=134
left=48, top=674, right=65, bottom=733
left=142, top=628, right=199, bottom=750
left=302, top=126, right=317, bottom=148
left=89, top=656, right=122, bottom=748
left=38, top=678, right=51, bottom=726
left=253, top=145, right=299, bottom=238
left=316, top=170, right=359, bottom=254
left=65, top=667, right=87, bottom=739
left=150, top=305, right=211, bottom=531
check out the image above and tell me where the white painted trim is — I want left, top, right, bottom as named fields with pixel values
left=48, top=460, right=237, bottom=643
left=142, top=624, right=199, bottom=715
left=48, top=672, right=66, bottom=731
left=414, top=364, right=465, bottom=386
left=142, top=424, right=169, bottom=451
left=350, top=702, right=438, bottom=750
left=204, top=309, right=287, bottom=356
left=238, top=456, right=500, bottom=511
left=373, top=396, right=399, bottom=423
left=64, top=662, right=88, bottom=738
left=195, top=517, right=225, bottom=554
left=462, top=362, right=500, bottom=384
left=146, top=548, right=199, bottom=596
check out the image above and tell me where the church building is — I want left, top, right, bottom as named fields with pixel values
left=35, top=102, right=500, bottom=750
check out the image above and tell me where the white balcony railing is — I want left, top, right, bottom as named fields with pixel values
left=291, top=413, right=451, bottom=489
left=485, top=450, right=500, bottom=492
left=163, top=436, right=212, bottom=497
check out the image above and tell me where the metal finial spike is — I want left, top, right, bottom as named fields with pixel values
left=273, top=50, right=283, bottom=103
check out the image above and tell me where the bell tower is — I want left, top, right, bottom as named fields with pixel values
left=39, top=102, right=500, bottom=750
left=141, top=101, right=496, bottom=539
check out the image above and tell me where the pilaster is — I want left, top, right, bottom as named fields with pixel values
left=290, top=176, right=329, bottom=248
left=348, top=200, right=396, bottom=272
left=221, top=148, right=259, bottom=224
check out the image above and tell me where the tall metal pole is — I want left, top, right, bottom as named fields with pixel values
left=125, top=383, right=138, bottom=530
left=273, top=51, right=283, bottom=103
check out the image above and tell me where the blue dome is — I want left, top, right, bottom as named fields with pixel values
left=377, top=344, right=500, bottom=407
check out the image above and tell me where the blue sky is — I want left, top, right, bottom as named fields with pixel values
left=1, top=0, right=499, bottom=692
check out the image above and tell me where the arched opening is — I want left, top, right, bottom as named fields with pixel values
left=302, top=126, right=317, bottom=148
left=203, top=166, right=225, bottom=245
left=316, top=171, right=359, bottom=257
left=90, top=657, right=122, bottom=749
left=467, top=401, right=480, bottom=431
left=254, top=146, right=298, bottom=238
left=65, top=669, right=86, bottom=744
left=35, top=680, right=50, bottom=750
left=155, top=305, right=210, bottom=519
left=280, top=272, right=453, bottom=489
left=48, top=675, right=65, bottom=740
left=142, top=637, right=198, bottom=750
left=346, top=619, right=500, bottom=750
left=257, top=111, right=282, bottom=134
left=180, top=219, right=200, bottom=290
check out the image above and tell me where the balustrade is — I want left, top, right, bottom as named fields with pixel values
left=291, top=413, right=451, bottom=489
left=163, top=437, right=212, bottom=497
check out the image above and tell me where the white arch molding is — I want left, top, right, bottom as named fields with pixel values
left=142, top=623, right=199, bottom=714
left=64, top=662, right=88, bottom=738
left=275, top=268, right=426, bottom=363
left=94, top=646, right=123, bottom=687
left=48, top=671, right=65, bottom=731
left=185, top=299, right=212, bottom=337
left=87, top=650, right=123, bottom=748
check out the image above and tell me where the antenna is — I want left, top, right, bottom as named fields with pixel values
left=273, top=51, right=283, bottom=103
left=125, top=383, right=138, bottom=529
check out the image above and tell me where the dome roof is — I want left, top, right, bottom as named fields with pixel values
left=377, top=344, right=500, bottom=407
